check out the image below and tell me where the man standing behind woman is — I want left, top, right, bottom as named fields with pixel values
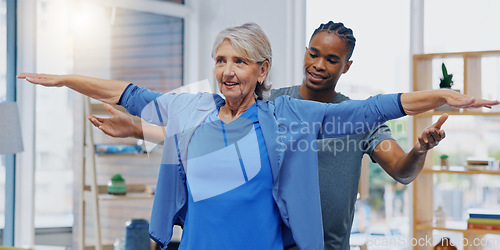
left=270, top=21, right=450, bottom=249
left=90, top=21, right=454, bottom=249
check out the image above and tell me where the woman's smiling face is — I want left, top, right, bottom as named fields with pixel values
left=214, top=39, right=268, bottom=105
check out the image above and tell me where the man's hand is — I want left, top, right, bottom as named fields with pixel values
left=87, top=104, right=139, bottom=138
left=416, top=113, right=448, bottom=152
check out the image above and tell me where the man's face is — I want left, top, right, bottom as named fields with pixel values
left=303, top=31, right=352, bottom=92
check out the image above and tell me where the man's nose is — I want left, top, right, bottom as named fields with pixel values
left=313, top=58, right=326, bottom=71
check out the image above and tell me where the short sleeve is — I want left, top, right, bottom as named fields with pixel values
left=365, top=124, right=396, bottom=162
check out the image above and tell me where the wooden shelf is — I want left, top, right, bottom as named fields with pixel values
left=422, top=166, right=500, bottom=175
left=413, top=50, right=500, bottom=59
left=95, top=152, right=160, bottom=158
left=83, top=244, right=114, bottom=250
left=96, top=192, right=154, bottom=200
left=412, top=50, right=500, bottom=249
left=84, top=184, right=154, bottom=201
left=415, top=221, right=500, bottom=235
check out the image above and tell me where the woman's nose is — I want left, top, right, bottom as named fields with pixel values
left=223, top=63, right=235, bottom=77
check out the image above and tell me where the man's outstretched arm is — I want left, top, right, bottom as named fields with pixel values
left=371, top=114, right=448, bottom=185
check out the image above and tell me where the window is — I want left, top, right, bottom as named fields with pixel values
left=424, top=0, right=500, bottom=246
left=34, top=0, right=186, bottom=246
left=0, top=0, right=7, bottom=242
left=307, top=0, right=410, bottom=97
left=108, top=8, right=184, bottom=93
left=0, top=1, right=4, bottom=101
left=34, top=0, right=75, bottom=229
left=424, top=0, right=500, bottom=53
left=307, top=0, right=411, bottom=244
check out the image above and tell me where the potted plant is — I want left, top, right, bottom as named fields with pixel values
left=435, top=63, right=459, bottom=111
left=108, top=173, right=127, bottom=195
left=439, top=63, right=454, bottom=89
left=440, top=154, right=449, bottom=169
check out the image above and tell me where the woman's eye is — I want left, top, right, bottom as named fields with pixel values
left=216, top=59, right=225, bottom=64
left=236, top=59, right=246, bottom=64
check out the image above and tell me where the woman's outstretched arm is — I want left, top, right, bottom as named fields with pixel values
left=17, top=73, right=129, bottom=104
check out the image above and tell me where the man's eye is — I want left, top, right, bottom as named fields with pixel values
left=309, top=53, right=318, bottom=58
left=328, top=59, right=338, bottom=64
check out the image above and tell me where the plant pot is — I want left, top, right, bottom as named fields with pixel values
left=108, top=173, right=127, bottom=195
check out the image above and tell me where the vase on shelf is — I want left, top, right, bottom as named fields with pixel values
left=434, top=206, right=446, bottom=227
left=108, top=173, right=127, bottom=195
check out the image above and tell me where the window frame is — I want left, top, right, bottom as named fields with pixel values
left=3, top=0, right=17, bottom=246
left=11, top=0, right=195, bottom=247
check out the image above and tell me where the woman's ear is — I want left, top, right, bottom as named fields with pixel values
left=258, top=60, right=270, bottom=82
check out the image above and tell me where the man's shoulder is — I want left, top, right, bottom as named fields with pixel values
left=268, top=85, right=301, bottom=100
left=329, top=92, right=351, bottom=104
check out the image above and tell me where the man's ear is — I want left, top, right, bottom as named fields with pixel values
left=343, top=60, right=353, bottom=74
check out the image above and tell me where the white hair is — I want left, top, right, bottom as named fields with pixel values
left=211, top=22, right=272, bottom=99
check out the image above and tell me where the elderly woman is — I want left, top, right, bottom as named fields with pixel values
left=18, top=23, right=498, bottom=249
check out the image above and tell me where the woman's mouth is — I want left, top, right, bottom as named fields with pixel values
left=224, top=82, right=239, bottom=86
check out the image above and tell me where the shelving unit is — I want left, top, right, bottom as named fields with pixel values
left=412, top=50, right=500, bottom=250
left=79, top=97, right=158, bottom=250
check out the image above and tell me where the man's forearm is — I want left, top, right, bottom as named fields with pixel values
left=391, top=144, right=428, bottom=184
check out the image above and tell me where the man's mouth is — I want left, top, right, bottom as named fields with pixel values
left=307, top=71, right=327, bottom=82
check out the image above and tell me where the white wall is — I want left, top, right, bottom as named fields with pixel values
left=194, top=0, right=305, bottom=90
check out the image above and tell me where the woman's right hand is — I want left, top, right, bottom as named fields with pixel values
left=17, top=72, right=66, bottom=87
left=87, top=104, right=141, bottom=139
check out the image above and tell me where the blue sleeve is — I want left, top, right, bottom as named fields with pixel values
left=319, top=93, right=406, bottom=138
left=117, top=84, right=163, bottom=117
